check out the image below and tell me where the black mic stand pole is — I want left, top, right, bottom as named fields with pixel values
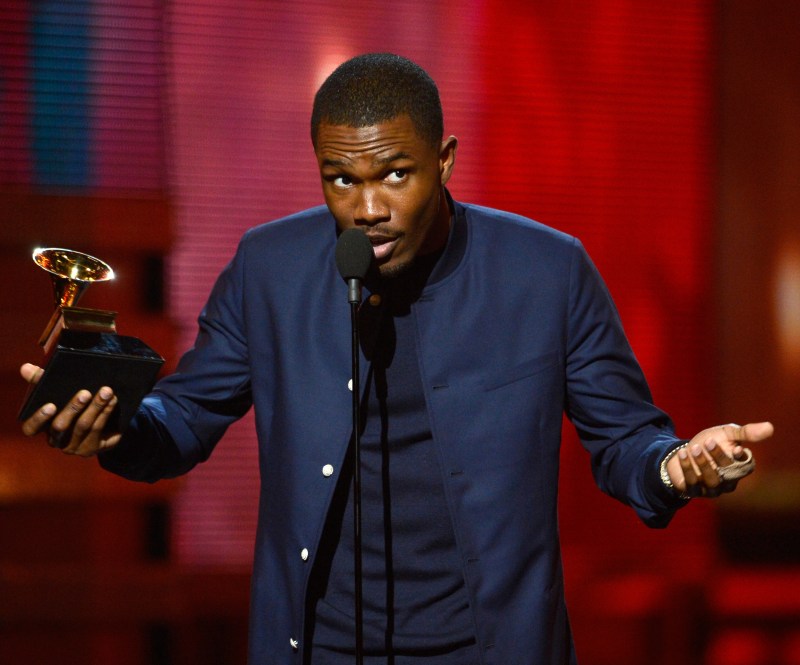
left=346, top=277, right=365, bottom=665
left=336, top=228, right=373, bottom=665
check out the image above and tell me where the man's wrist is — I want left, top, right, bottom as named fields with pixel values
left=659, top=442, right=691, bottom=500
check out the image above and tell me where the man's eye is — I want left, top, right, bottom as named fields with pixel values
left=386, top=169, right=408, bottom=183
left=333, top=176, right=353, bottom=187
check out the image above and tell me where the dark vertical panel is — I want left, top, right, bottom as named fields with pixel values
left=0, top=1, right=33, bottom=184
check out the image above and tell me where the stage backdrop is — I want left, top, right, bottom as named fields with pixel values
left=5, top=2, right=800, bottom=664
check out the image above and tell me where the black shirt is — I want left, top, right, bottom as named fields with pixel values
left=306, top=211, right=477, bottom=663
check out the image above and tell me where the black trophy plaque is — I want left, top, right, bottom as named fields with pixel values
left=18, top=248, right=164, bottom=438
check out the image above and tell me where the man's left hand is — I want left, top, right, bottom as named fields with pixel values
left=666, top=422, right=774, bottom=498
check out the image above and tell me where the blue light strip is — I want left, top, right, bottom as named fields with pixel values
left=31, top=0, right=93, bottom=188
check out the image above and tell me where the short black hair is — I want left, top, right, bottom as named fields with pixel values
left=310, top=53, right=443, bottom=148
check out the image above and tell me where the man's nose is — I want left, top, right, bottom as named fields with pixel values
left=354, top=185, right=389, bottom=225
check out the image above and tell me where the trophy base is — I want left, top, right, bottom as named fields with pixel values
left=18, top=329, right=164, bottom=437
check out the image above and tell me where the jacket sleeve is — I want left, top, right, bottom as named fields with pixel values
left=564, top=239, right=688, bottom=527
left=99, top=232, right=254, bottom=482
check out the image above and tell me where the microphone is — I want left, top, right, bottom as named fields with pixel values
left=335, top=228, right=374, bottom=304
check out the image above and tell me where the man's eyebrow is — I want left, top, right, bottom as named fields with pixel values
left=321, top=152, right=414, bottom=170
left=321, top=157, right=349, bottom=168
left=373, top=151, right=413, bottom=166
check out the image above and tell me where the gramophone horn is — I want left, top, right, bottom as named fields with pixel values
left=33, top=248, right=115, bottom=309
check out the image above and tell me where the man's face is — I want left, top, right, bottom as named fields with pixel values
left=315, top=114, right=457, bottom=278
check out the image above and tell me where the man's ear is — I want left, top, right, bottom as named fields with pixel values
left=439, top=135, right=458, bottom=185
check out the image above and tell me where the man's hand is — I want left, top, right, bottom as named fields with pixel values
left=666, top=422, right=774, bottom=498
left=19, top=363, right=122, bottom=457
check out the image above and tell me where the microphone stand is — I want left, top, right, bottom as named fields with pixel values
left=336, top=228, right=373, bottom=665
left=347, top=280, right=364, bottom=665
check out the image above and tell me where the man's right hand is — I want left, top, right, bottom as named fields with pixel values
left=20, top=363, right=122, bottom=457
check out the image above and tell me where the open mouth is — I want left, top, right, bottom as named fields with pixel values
left=366, top=234, right=400, bottom=261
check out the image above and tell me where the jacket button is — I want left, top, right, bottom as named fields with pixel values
left=290, top=638, right=299, bottom=650
left=368, top=293, right=382, bottom=306
left=348, top=379, right=353, bottom=391
left=300, top=548, right=309, bottom=561
left=322, top=464, right=334, bottom=477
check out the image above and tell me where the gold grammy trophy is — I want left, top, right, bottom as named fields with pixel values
left=19, top=248, right=164, bottom=439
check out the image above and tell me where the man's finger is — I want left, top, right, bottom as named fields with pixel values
left=75, top=431, right=122, bottom=458
left=21, top=402, right=57, bottom=437
left=692, top=444, right=720, bottom=488
left=71, top=424, right=119, bottom=457
left=726, top=422, right=774, bottom=443
left=67, top=388, right=115, bottom=443
left=20, top=363, right=44, bottom=385
left=64, top=390, right=118, bottom=456
left=50, top=390, right=92, bottom=430
left=678, top=448, right=698, bottom=489
left=705, top=440, right=734, bottom=468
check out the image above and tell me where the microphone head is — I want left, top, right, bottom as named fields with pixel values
left=335, top=228, right=374, bottom=280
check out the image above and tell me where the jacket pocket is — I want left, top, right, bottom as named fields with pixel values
left=481, top=350, right=561, bottom=392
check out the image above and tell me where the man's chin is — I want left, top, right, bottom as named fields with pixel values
left=377, top=258, right=414, bottom=280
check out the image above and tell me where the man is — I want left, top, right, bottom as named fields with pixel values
left=21, top=53, right=772, bottom=664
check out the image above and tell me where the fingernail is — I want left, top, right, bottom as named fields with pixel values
left=705, top=441, right=717, bottom=451
left=41, top=404, right=56, bottom=416
left=99, top=387, right=112, bottom=400
left=77, top=391, right=90, bottom=404
left=678, top=449, right=688, bottom=460
left=692, top=445, right=702, bottom=457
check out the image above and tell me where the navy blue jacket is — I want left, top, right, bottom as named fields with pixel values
left=101, top=199, right=687, bottom=664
